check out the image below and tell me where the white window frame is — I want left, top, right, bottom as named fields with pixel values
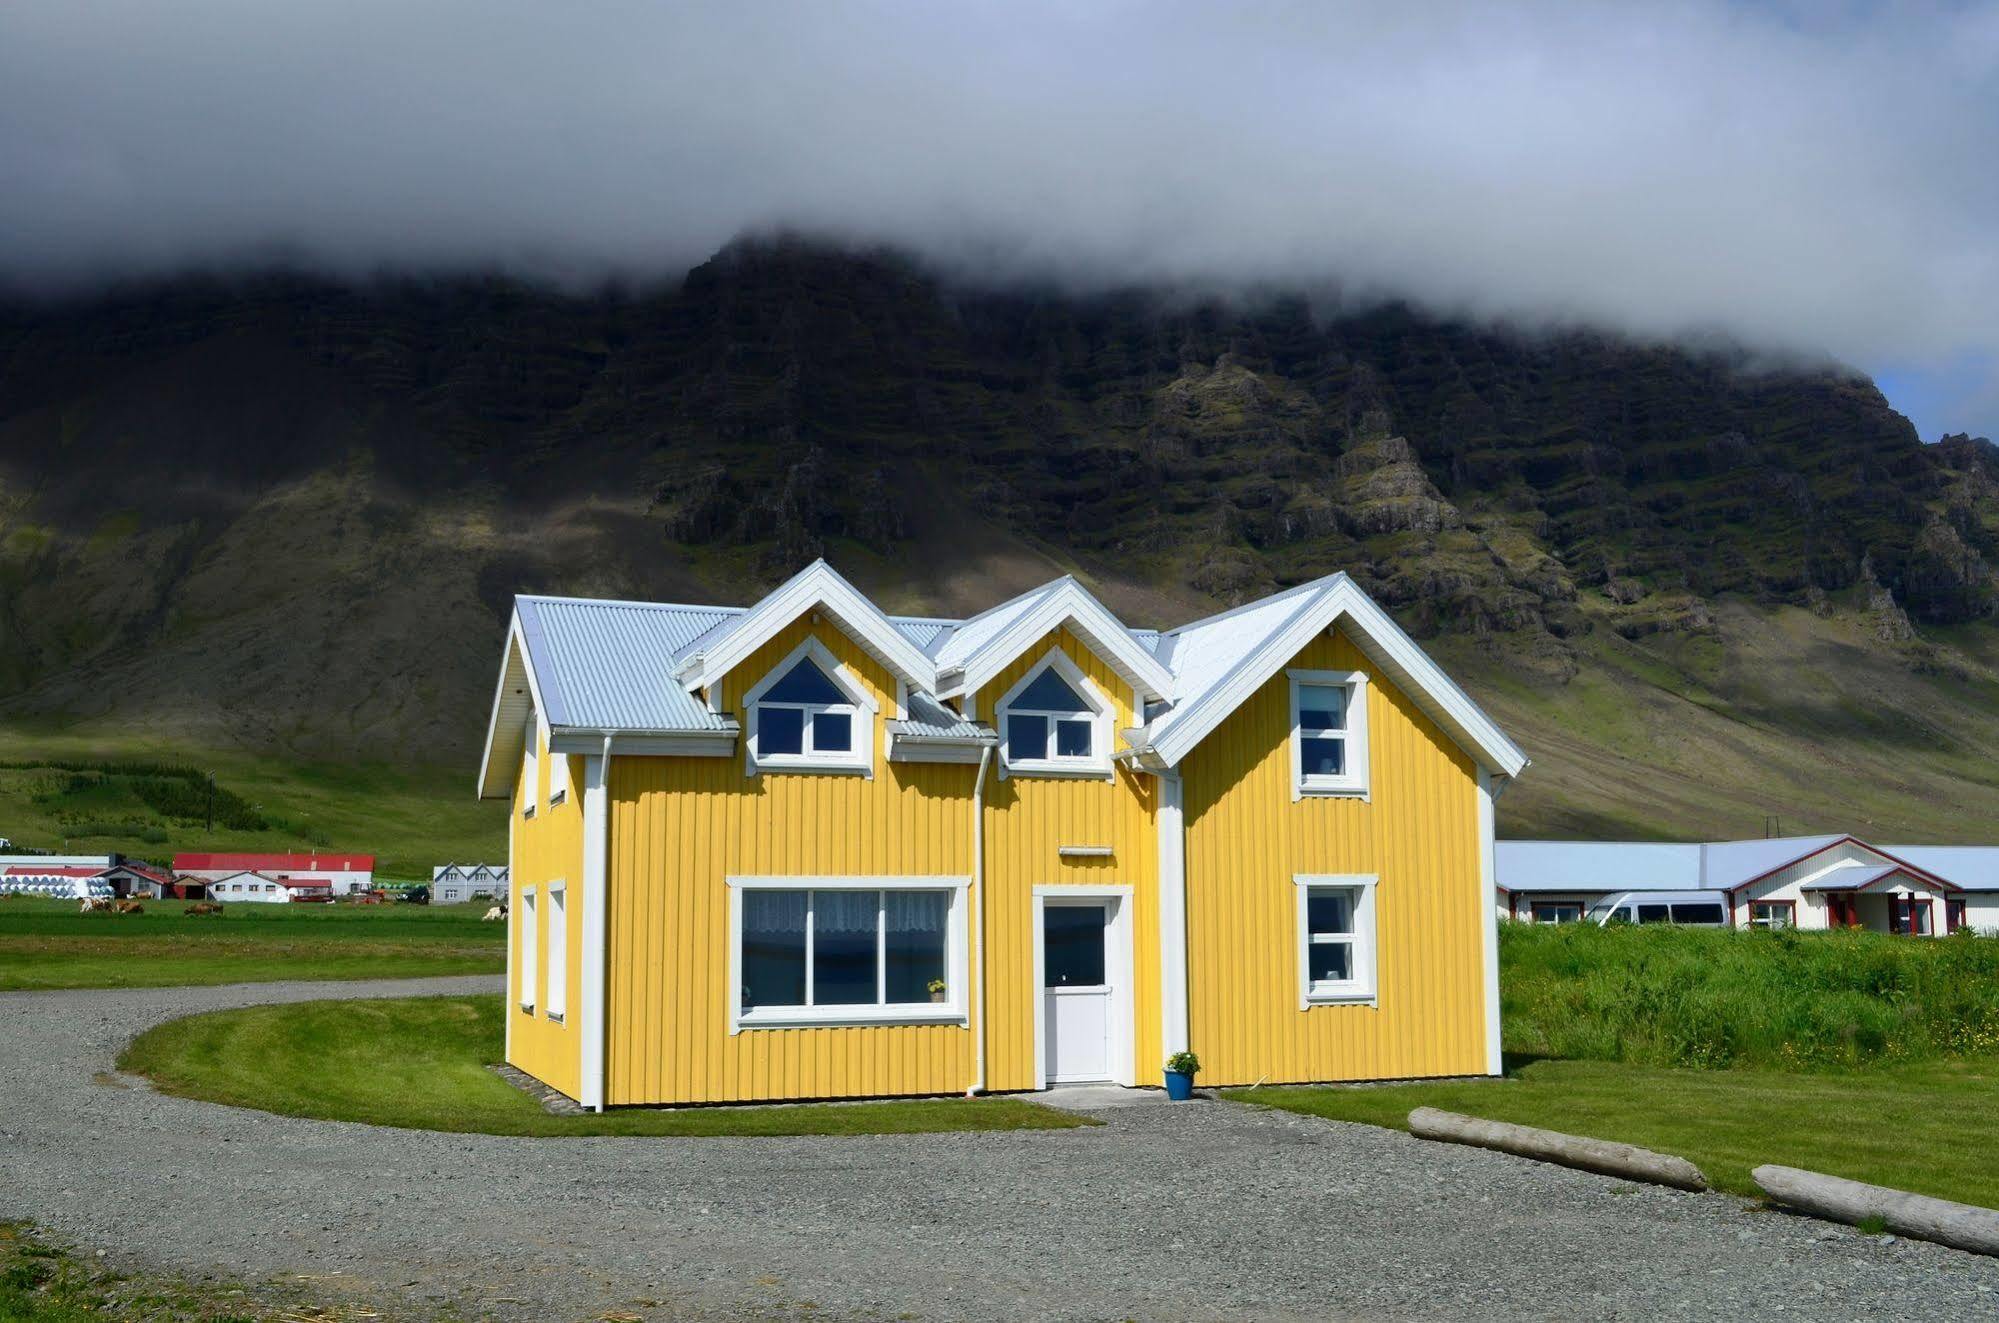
left=1288, top=669, right=1371, bottom=801
left=995, top=648, right=1115, bottom=781
left=726, top=875, right=970, bottom=1032
left=547, top=745, right=569, bottom=807
left=1294, top=873, right=1380, bottom=1007
left=518, top=886, right=538, bottom=1014
left=521, top=714, right=540, bottom=819
left=545, top=881, right=568, bottom=1023
left=742, top=637, right=878, bottom=778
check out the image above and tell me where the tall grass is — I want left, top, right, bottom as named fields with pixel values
left=1502, top=922, right=1999, bottom=1070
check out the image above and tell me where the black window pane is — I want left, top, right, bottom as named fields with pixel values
left=1299, top=686, right=1345, bottom=731
left=1007, top=713, right=1048, bottom=761
left=812, top=890, right=879, bottom=1005
left=742, top=890, right=806, bottom=1010
left=1300, top=736, right=1344, bottom=776
left=1014, top=668, right=1088, bottom=712
left=765, top=660, right=846, bottom=704
left=884, top=891, right=948, bottom=1003
left=761, top=706, right=804, bottom=755
left=812, top=710, right=852, bottom=752
left=1055, top=718, right=1092, bottom=758
left=1309, top=940, right=1352, bottom=982
left=1672, top=904, right=1726, bottom=924
left=1637, top=904, right=1671, bottom=923
left=1043, top=905, right=1105, bottom=986
left=1307, top=890, right=1353, bottom=935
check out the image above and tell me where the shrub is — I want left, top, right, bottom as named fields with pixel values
left=1501, top=922, right=1999, bottom=1071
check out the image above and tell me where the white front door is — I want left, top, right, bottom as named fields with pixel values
left=1043, top=901, right=1112, bottom=1083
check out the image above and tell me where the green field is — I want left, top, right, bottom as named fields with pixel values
left=1228, top=924, right=1999, bottom=1207
left=0, top=897, right=503, bottom=990
left=120, top=994, right=1088, bottom=1137
left=0, top=734, right=506, bottom=878
left=1228, top=1056, right=1999, bottom=1207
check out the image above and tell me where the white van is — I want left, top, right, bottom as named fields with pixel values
left=1584, top=891, right=1731, bottom=927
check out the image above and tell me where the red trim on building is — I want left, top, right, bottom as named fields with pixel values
left=172, top=852, right=374, bottom=872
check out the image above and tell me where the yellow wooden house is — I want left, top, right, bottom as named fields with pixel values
left=478, top=561, right=1527, bottom=1108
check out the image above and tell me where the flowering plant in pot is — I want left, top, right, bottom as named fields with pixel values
left=1163, top=1051, right=1200, bottom=1100
left=927, top=978, right=948, bottom=1004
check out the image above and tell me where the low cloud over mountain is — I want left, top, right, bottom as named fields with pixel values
left=2, top=2, right=1995, bottom=416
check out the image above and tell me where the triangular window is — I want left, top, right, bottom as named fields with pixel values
left=1012, top=667, right=1089, bottom=714
left=763, top=659, right=847, bottom=706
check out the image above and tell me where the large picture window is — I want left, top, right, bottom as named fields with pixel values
left=997, top=650, right=1112, bottom=778
left=744, top=638, right=876, bottom=775
left=733, top=879, right=967, bottom=1028
left=1294, top=874, right=1379, bottom=1005
left=1287, top=670, right=1370, bottom=799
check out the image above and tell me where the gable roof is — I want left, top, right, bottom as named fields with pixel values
left=672, top=561, right=936, bottom=697
left=931, top=576, right=1174, bottom=706
left=477, top=563, right=1527, bottom=796
left=1130, top=572, right=1528, bottom=777
left=1697, top=835, right=1847, bottom=889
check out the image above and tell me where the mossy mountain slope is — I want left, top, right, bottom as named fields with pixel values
left=2, top=240, right=1996, bottom=848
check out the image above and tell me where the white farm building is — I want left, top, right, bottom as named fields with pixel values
left=1498, top=835, right=1999, bottom=935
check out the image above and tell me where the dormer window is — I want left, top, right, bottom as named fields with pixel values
left=998, top=651, right=1112, bottom=779
left=745, top=638, right=876, bottom=776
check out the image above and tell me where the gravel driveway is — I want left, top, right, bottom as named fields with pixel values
left=6, top=977, right=1999, bottom=1322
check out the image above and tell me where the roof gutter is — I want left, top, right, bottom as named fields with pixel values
left=966, top=743, right=993, bottom=1097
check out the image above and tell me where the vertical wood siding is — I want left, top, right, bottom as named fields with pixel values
left=974, top=628, right=1160, bottom=1092
left=507, top=723, right=586, bottom=1100
left=1181, top=629, right=1487, bottom=1087
left=605, top=619, right=977, bottom=1104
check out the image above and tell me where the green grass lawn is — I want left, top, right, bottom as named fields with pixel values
left=1225, top=925, right=1999, bottom=1209
left=119, top=994, right=1088, bottom=1136
left=0, top=897, right=503, bottom=990
left=1226, top=1054, right=1999, bottom=1208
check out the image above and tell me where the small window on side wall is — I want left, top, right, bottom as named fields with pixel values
left=1295, top=874, right=1379, bottom=1005
left=1288, top=670, right=1369, bottom=800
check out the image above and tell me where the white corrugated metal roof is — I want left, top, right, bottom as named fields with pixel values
left=1883, top=846, right=1999, bottom=891
left=1698, top=835, right=1847, bottom=888
left=479, top=565, right=1528, bottom=794
left=1495, top=840, right=1703, bottom=893
left=519, top=596, right=734, bottom=732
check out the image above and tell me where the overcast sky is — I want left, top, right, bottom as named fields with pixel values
left=1, top=1, right=1993, bottom=438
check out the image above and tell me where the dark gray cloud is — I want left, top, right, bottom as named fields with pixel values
left=2, top=1, right=1996, bottom=384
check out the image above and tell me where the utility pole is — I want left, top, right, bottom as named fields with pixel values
left=206, top=773, right=215, bottom=833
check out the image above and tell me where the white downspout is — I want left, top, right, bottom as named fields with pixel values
left=966, top=743, right=994, bottom=1097
left=580, top=731, right=613, bottom=1112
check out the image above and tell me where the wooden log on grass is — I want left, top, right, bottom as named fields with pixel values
left=1408, top=1107, right=1708, bottom=1191
left=1753, top=1165, right=1999, bottom=1257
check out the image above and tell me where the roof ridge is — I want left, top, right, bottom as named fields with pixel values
left=1162, top=573, right=1343, bottom=637
left=519, top=594, right=743, bottom=614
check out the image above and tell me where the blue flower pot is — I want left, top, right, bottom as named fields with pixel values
left=1163, top=1069, right=1194, bottom=1101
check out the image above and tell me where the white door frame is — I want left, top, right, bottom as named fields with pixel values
left=1031, top=884, right=1135, bottom=1089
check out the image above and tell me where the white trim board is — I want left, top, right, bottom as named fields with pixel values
left=674, top=560, right=936, bottom=699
